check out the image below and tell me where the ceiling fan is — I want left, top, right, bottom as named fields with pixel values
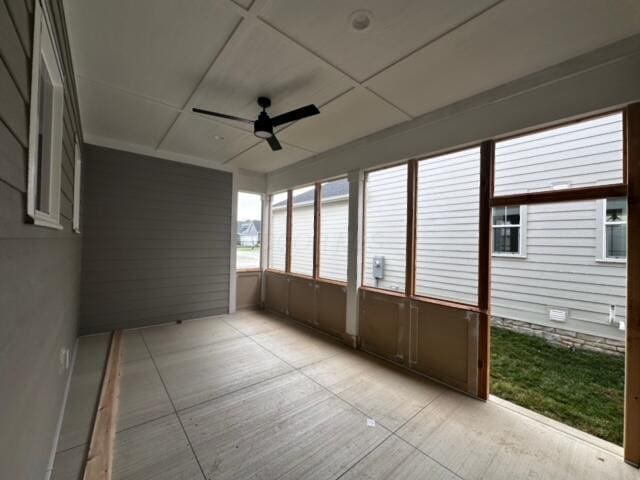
left=192, top=97, right=319, bottom=151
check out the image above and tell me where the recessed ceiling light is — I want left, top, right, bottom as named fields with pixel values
left=213, top=135, right=225, bottom=141
left=349, top=10, right=372, bottom=32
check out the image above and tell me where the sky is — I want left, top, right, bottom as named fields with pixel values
left=238, top=192, right=262, bottom=221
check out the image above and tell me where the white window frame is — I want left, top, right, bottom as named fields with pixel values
left=72, top=138, right=82, bottom=233
left=492, top=205, right=527, bottom=258
left=596, top=198, right=627, bottom=263
left=26, top=1, right=65, bottom=230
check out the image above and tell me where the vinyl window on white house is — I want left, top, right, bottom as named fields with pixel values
left=27, top=2, right=65, bottom=230
left=492, top=206, right=525, bottom=256
left=268, top=192, right=288, bottom=271
left=604, top=197, right=627, bottom=260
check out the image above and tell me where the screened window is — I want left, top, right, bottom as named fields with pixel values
left=268, top=192, right=287, bottom=271
left=604, top=198, right=627, bottom=260
left=415, top=148, right=480, bottom=305
left=493, top=206, right=523, bottom=255
left=290, top=186, right=315, bottom=276
left=494, top=112, right=624, bottom=196
left=319, top=178, right=349, bottom=282
left=237, top=192, right=262, bottom=270
left=363, top=164, right=407, bottom=292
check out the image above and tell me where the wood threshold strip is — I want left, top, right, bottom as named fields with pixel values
left=82, top=330, right=124, bottom=480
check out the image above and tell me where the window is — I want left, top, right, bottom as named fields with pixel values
left=494, top=112, right=624, bottom=196
left=290, top=186, right=315, bottom=276
left=27, top=3, right=64, bottom=230
left=72, top=139, right=82, bottom=233
left=415, top=148, right=480, bottom=305
left=363, top=164, right=407, bottom=292
left=604, top=198, right=627, bottom=260
left=319, top=178, right=349, bottom=282
left=268, top=192, right=287, bottom=271
left=237, top=192, right=262, bottom=270
left=492, top=206, right=525, bottom=256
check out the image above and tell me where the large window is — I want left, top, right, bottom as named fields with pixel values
left=604, top=197, right=627, bottom=260
left=415, top=148, right=480, bottom=305
left=290, top=186, right=315, bottom=276
left=494, top=112, right=624, bottom=196
left=268, top=192, right=287, bottom=271
left=492, top=206, right=525, bottom=256
left=27, top=3, right=64, bottom=230
left=363, top=164, right=407, bottom=292
left=319, top=178, right=349, bottom=282
left=237, top=192, right=262, bottom=270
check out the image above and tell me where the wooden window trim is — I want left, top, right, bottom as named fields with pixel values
left=405, top=159, right=417, bottom=296
left=313, top=182, right=321, bottom=278
left=285, top=190, right=293, bottom=273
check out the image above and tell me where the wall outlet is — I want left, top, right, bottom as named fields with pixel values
left=59, top=347, right=70, bottom=373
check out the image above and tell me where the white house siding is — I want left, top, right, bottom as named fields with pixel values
left=269, top=207, right=286, bottom=270
left=363, top=164, right=407, bottom=291
left=415, top=148, right=480, bottom=305
left=319, top=197, right=348, bottom=282
left=291, top=202, right=314, bottom=276
left=492, top=199, right=626, bottom=341
left=494, top=112, right=623, bottom=195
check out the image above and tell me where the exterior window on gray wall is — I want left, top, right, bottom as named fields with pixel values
left=605, top=197, right=627, bottom=259
left=319, top=178, right=349, bottom=282
left=493, top=206, right=522, bottom=255
left=363, top=164, right=407, bottom=292
left=415, top=147, right=480, bottom=305
left=269, top=192, right=287, bottom=271
left=237, top=192, right=262, bottom=270
left=494, top=112, right=624, bottom=196
left=290, top=185, right=315, bottom=276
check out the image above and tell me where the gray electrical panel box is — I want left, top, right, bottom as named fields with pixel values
left=372, top=256, right=385, bottom=279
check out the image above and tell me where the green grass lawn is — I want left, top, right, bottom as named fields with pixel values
left=490, top=326, right=624, bottom=445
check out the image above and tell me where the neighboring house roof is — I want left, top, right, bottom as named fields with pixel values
left=273, top=178, right=349, bottom=208
left=237, top=220, right=261, bottom=235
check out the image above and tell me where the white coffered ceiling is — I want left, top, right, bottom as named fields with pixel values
left=64, top=0, right=640, bottom=173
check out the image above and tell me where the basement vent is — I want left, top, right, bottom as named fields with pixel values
left=549, top=308, right=568, bottom=322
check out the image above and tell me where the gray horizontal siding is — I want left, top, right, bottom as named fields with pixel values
left=319, top=199, right=348, bottom=282
left=290, top=203, right=314, bottom=276
left=269, top=207, right=286, bottom=270
left=80, top=144, right=232, bottom=334
left=0, top=1, right=84, bottom=479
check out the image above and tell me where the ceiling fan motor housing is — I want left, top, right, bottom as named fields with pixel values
left=254, top=111, right=274, bottom=138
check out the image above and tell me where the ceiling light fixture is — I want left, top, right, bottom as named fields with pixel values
left=349, top=10, right=372, bottom=32
left=212, top=135, right=224, bottom=141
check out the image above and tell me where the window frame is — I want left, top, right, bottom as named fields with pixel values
left=267, top=191, right=289, bottom=272
left=317, top=178, right=349, bottom=284
left=72, top=137, right=82, bottom=233
left=491, top=205, right=527, bottom=258
left=236, top=190, right=263, bottom=272
left=27, top=1, right=65, bottom=230
left=596, top=197, right=627, bottom=263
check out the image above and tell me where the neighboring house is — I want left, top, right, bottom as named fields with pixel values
left=237, top=220, right=261, bottom=247
left=274, top=114, right=626, bottom=352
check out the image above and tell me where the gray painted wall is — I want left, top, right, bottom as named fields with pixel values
left=80, top=144, right=232, bottom=334
left=0, top=1, right=83, bottom=479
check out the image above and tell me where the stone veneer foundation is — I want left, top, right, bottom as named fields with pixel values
left=492, top=316, right=625, bottom=357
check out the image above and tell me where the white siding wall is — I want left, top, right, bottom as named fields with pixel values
left=363, top=164, right=407, bottom=291
left=291, top=202, right=314, bottom=275
left=415, top=148, right=480, bottom=305
left=269, top=207, right=286, bottom=270
left=494, top=113, right=623, bottom=195
left=492, top=199, right=626, bottom=340
left=319, top=198, right=348, bottom=282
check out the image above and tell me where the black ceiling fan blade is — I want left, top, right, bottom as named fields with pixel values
left=271, top=104, right=319, bottom=127
left=266, top=134, right=282, bottom=151
left=192, top=108, right=253, bottom=124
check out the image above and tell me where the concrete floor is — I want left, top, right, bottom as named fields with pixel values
left=52, top=310, right=638, bottom=480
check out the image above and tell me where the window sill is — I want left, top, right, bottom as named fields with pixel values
left=596, top=258, right=627, bottom=264
left=33, top=212, right=63, bottom=230
left=492, top=253, right=526, bottom=259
